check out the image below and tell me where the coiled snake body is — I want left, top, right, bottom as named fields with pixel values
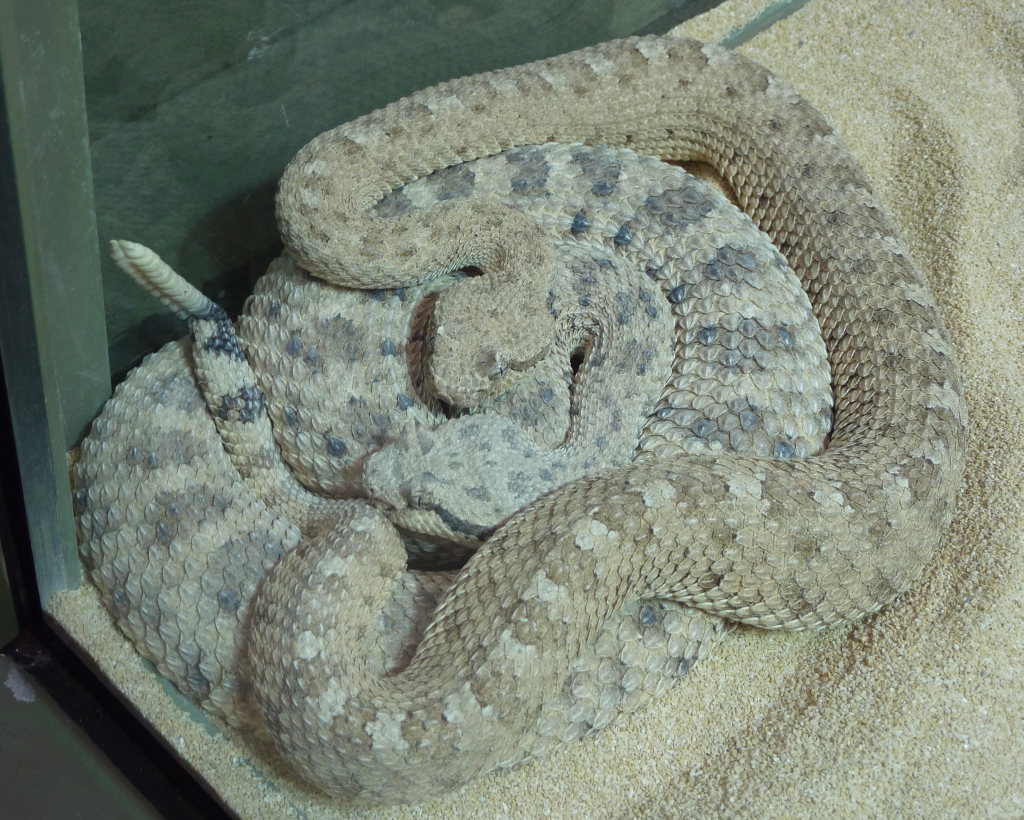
left=73, top=36, right=966, bottom=804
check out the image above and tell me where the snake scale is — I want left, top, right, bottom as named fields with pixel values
left=72, top=35, right=966, bottom=805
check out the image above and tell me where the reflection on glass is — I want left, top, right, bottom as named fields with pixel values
left=78, top=0, right=713, bottom=377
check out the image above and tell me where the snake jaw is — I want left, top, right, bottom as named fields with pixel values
left=361, top=476, right=404, bottom=512
left=401, top=472, right=439, bottom=511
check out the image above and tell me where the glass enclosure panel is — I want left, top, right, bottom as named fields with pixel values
left=0, top=0, right=720, bottom=612
left=3, top=0, right=740, bottom=814
left=79, top=0, right=719, bottom=381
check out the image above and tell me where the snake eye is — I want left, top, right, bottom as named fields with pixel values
left=476, top=348, right=507, bottom=382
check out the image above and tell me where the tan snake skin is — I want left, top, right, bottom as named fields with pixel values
left=74, top=35, right=966, bottom=804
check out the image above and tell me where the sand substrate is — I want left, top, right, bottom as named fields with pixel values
left=49, top=0, right=1024, bottom=816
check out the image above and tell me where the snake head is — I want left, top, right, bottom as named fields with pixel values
left=427, top=274, right=553, bottom=406
left=362, top=422, right=434, bottom=511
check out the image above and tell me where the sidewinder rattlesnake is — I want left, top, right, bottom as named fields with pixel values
left=72, top=35, right=966, bottom=804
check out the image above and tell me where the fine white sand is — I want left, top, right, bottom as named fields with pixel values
left=50, top=0, right=1024, bottom=816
